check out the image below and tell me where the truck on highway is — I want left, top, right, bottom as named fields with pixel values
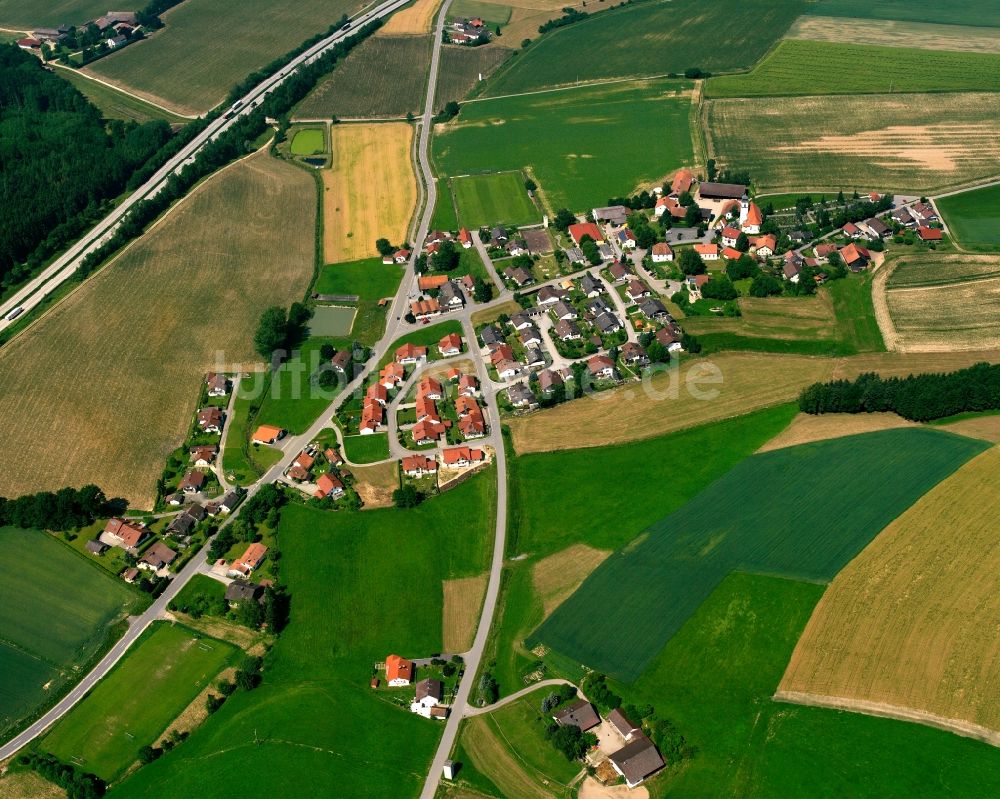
left=5, top=306, right=24, bottom=321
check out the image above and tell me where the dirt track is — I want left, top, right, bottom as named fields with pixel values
left=870, top=259, right=900, bottom=351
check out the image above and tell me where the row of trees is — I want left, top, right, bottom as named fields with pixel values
left=799, top=363, right=1000, bottom=421
left=253, top=302, right=312, bottom=361
left=17, top=752, right=104, bottom=799
left=0, top=485, right=120, bottom=531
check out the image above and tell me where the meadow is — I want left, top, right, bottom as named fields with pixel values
left=54, top=68, right=190, bottom=124
left=706, top=92, right=1000, bottom=193
left=802, top=0, right=1000, bottom=28
left=707, top=40, right=1000, bottom=98
left=0, top=528, right=142, bottom=736
left=434, top=78, right=694, bottom=212
left=781, top=446, right=1000, bottom=736
left=450, top=0, right=511, bottom=27
left=481, top=0, right=807, bottom=97
left=294, top=35, right=432, bottom=120
left=84, top=0, right=364, bottom=116
left=110, top=473, right=496, bottom=798
left=314, top=257, right=403, bottom=342
left=936, top=184, right=1000, bottom=249
left=618, top=572, right=1000, bottom=797
left=489, top=405, right=797, bottom=692
left=0, top=151, right=315, bottom=508
left=290, top=127, right=326, bottom=155
left=532, top=428, right=988, bottom=681
left=429, top=179, right=460, bottom=230
left=42, top=622, right=237, bottom=781
left=324, top=122, right=416, bottom=263
left=0, top=0, right=107, bottom=27
left=451, top=171, right=539, bottom=227
left=252, top=337, right=346, bottom=435
left=378, top=320, right=463, bottom=367
left=436, top=44, right=512, bottom=105
left=885, top=253, right=1000, bottom=351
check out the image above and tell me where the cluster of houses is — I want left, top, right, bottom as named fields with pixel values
left=409, top=361, right=486, bottom=447
left=401, top=444, right=487, bottom=479
left=379, top=654, right=450, bottom=720
left=19, top=10, right=140, bottom=54
left=284, top=442, right=348, bottom=501
left=448, top=16, right=491, bottom=44
left=552, top=699, right=665, bottom=789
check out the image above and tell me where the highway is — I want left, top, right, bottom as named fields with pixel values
left=0, top=0, right=413, bottom=333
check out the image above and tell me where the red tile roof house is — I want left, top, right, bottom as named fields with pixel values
left=411, top=298, right=442, bottom=320
left=458, top=409, right=486, bottom=439
left=839, top=243, right=871, bottom=271
left=396, top=343, right=428, bottom=365
left=458, top=374, right=479, bottom=396
left=415, top=395, right=439, bottom=423
left=366, top=382, right=388, bottom=407
left=402, top=455, right=438, bottom=477
left=458, top=228, right=473, bottom=248
left=568, top=222, right=604, bottom=245
left=252, top=424, right=285, bottom=445
left=190, top=445, right=218, bottom=466
left=720, top=226, right=741, bottom=248
left=721, top=246, right=743, bottom=261
left=359, top=401, right=383, bottom=434
left=750, top=234, right=777, bottom=259
left=814, top=243, right=837, bottom=260
left=380, top=362, right=406, bottom=389
left=442, top=446, right=485, bottom=468
left=413, top=419, right=447, bottom=445
left=650, top=242, right=673, bottom=263
left=670, top=167, right=695, bottom=197
left=103, top=518, right=149, bottom=550
left=314, top=472, right=345, bottom=499
left=694, top=243, right=719, bottom=260
left=386, top=654, right=415, bottom=686
left=842, top=222, right=863, bottom=239
left=438, top=332, right=463, bottom=356
left=918, top=226, right=944, bottom=241
left=417, top=376, right=444, bottom=401
left=741, top=201, right=763, bottom=234
left=229, top=542, right=268, bottom=577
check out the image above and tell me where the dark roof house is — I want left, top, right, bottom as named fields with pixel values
left=552, top=698, right=600, bottom=731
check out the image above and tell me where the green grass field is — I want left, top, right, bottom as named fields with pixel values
left=54, top=67, right=190, bottom=124
left=314, top=257, right=404, bottom=342
left=169, top=574, right=227, bottom=616
left=707, top=40, right=1000, bottom=98
left=803, top=0, right=1000, bottom=27
left=84, top=0, right=363, bottom=116
left=434, top=78, right=694, bottom=211
left=42, top=622, right=237, bottom=780
left=343, top=432, right=390, bottom=463
left=450, top=0, right=511, bottom=27
left=0, top=528, right=143, bottom=735
left=290, top=128, right=326, bottom=155
left=110, top=472, right=496, bottom=798
left=705, top=92, right=1000, bottom=193
left=451, top=171, right=539, bottom=228
left=0, top=0, right=107, bottom=27
left=481, top=0, right=807, bottom=97
left=532, top=428, right=989, bottom=681
left=294, top=35, right=432, bottom=119
left=619, top=572, right=1000, bottom=796
left=937, top=184, right=1000, bottom=249
left=429, top=179, right=460, bottom=231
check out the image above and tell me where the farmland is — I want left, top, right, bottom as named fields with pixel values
left=443, top=574, right=488, bottom=651
left=780, top=446, right=1000, bottom=737
left=42, top=622, right=237, bottom=781
left=618, top=572, right=1000, bottom=797
left=0, top=0, right=106, bottom=27
left=706, top=92, right=1000, bottom=193
left=83, top=0, right=364, bottom=116
left=532, top=428, right=988, bottom=681
left=758, top=412, right=916, bottom=452
left=707, top=40, right=1000, bottom=98
left=885, top=253, right=1000, bottom=351
left=294, top=35, right=432, bottom=120
left=450, top=0, right=511, bottom=27
left=0, top=528, right=142, bottom=736
left=380, top=0, right=440, bottom=34
left=937, top=184, right=1000, bottom=248
left=481, top=0, right=807, bottom=97
left=451, top=171, right=539, bottom=227
left=802, top=0, right=1000, bottom=28
left=788, top=16, right=1000, bottom=55
left=111, top=473, right=496, bottom=798
left=54, top=68, right=190, bottom=124
left=314, top=257, right=404, bottom=342
left=324, top=122, right=416, bottom=263
left=434, top=78, right=694, bottom=212
left=436, top=44, right=512, bottom=105
left=488, top=405, right=797, bottom=691
left=0, top=151, right=315, bottom=508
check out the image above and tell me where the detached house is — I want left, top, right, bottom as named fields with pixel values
left=386, top=654, right=415, bottom=686
left=626, top=279, right=652, bottom=302
left=252, top=424, right=284, bottom=445
left=588, top=354, right=618, bottom=380
left=315, top=473, right=345, bottom=499
left=839, top=243, right=871, bottom=271
left=196, top=407, right=224, bottom=433
left=438, top=332, right=463, bottom=357
left=402, top=455, right=438, bottom=477
left=206, top=373, right=229, bottom=397
left=609, top=735, right=665, bottom=788
left=230, top=542, right=268, bottom=577
left=694, top=243, right=719, bottom=261
left=506, top=382, right=537, bottom=409
left=650, top=242, right=674, bottom=263
left=103, top=518, right=149, bottom=550
left=396, top=343, right=428, bottom=365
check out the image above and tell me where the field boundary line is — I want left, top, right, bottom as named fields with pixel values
left=775, top=690, right=1000, bottom=748
left=465, top=72, right=686, bottom=103
left=51, top=62, right=197, bottom=120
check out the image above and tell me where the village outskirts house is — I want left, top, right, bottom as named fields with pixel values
left=386, top=654, right=415, bottom=686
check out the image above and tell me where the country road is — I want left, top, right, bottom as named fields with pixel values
left=0, top=0, right=414, bottom=333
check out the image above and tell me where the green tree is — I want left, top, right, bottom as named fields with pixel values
left=701, top=274, right=737, bottom=301
left=254, top=306, right=287, bottom=359
left=684, top=203, right=702, bottom=227
left=749, top=274, right=783, bottom=297
left=646, top=339, right=669, bottom=364
left=392, top=484, right=423, bottom=508
left=552, top=208, right=576, bottom=232
left=431, top=239, right=461, bottom=271
left=473, top=276, right=493, bottom=302
left=524, top=178, right=537, bottom=192
left=580, top=235, right=602, bottom=265
left=375, top=237, right=393, bottom=256
left=679, top=248, right=705, bottom=275
left=735, top=231, right=749, bottom=252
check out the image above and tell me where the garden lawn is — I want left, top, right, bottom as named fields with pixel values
left=0, top=528, right=143, bottom=736
left=433, top=78, right=694, bottom=212
left=707, top=40, right=1000, bottom=98
left=110, top=472, right=497, bottom=798
left=937, top=184, right=1000, bottom=249
left=343, top=433, right=390, bottom=463
left=481, top=0, right=807, bottom=96
left=618, top=572, right=1000, bottom=797
left=42, top=622, right=237, bottom=781
left=290, top=128, right=326, bottom=155
left=451, top=171, right=539, bottom=228
left=533, top=428, right=988, bottom=681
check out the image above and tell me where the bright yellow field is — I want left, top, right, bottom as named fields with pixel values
left=0, top=151, right=315, bottom=507
left=788, top=16, right=1000, bottom=55
left=443, top=573, right=488, bottom=651
left=324, top=122, right=417, bottom=263
left=508, top=350, right=1000, bottom=453
left=758, top=412, right=918, bottom=452
left=380, top=0, right=440, bottom=34
left=780, top=446, right=1000, bottom=738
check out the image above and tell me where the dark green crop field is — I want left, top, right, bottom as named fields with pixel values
left=804, top=0, right=1000, bottom=27
left=937, top=184, right=1000, bottom=249
left=532, top=428, right=989, bottom=681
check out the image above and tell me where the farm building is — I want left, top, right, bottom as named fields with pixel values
left=552, top=698, right=600, bottom=731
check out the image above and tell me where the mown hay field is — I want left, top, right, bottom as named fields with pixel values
left=683, top=293, right=839, bottom=343
left=436, top=44, right=512, bottom=105
left=780, top=446, right=1000, bottom=737
left=886, top=254, right=1000, bottom=351
left=937, top=184, right=1000, bottom=249
left=0, top=151, right=315, bottom=507
left=434, top=78, right=694, bottom=212
left=707, top=40, right=1000, bottom=98
left=84, top=0, right=363, bottom=116
left=803, top=0, right=1000, bottom=28
left=758, top=412, right=917, bottom=452
left=508, top=349, right=1000, bottom=454
left=705, top=92, right=1000, bottom=193
left=788, top=16, right=1000, bottom=55
left=324, top=122, right=416, bottom=263
left=380, top=0, right=441, bottom=34
left=0, top=528, right=142, bottom=736
left=443, top=573, right=488, bottom=651
left=532, top=428, right=988, bottom=681
left=481, top=0, right=808, bottom=97
left=294, top=35, right=432, bottom=120
left=451, top=170, right=539, bottom=227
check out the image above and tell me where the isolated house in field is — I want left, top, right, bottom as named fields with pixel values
left=552, top=698, right=600, bottom=731
left=386, top=654, right=415, bottom=686
left=609, top=735, right=665, bottom=788
left=252, top=424, right=284, bottom=445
